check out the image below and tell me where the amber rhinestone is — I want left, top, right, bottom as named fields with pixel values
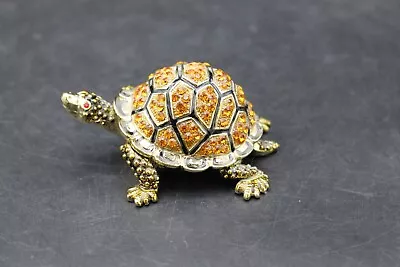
left=247, top=102, right=257, bottom=125
left=148, top=93, right=168, bottom=125
left=152, top=66, right=176, bottom=89
left=182, top=62, right=209, bottom=86
left=132, top=112, right=154, bottom=139
left=177, top=118, right=206, bottom=151
left=155, top=126, right=183, bottom=153
left=216, top=95, right=236, bottom=129
left=132, top=83, right=150, bottom=111
left=170, top=83, right=193, bottom=118
left=235, top=85, right=246, bottom=107
left=194, top=134, right=231, bottom=157
left=175, top=61, right=188, bottom=65
left=213, top=69, right=232, bottom=92
left=231, top=111, right=250, bottom=147
left=195, top=85, right=218, bottom=128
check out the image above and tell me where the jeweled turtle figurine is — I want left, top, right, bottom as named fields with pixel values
left=61, top=62, right=279, bottom=206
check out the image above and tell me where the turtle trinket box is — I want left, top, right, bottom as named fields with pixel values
left=61, top=62, right=280, bottom=206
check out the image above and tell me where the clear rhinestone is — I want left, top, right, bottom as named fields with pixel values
left=249, top=123, right=263, bottom=141
left=120, top=88, right=133, bottom=97
left=161, top=151, right=177, bottom=162
left=213, top=154, right=234, bottom=166
left=120, top=102, right=131, bottom=115
left=186, top=158, right=206, bottom=169
left=139, top=139, right=154, bottom=152
left=235, top=141, right=253, bottom=157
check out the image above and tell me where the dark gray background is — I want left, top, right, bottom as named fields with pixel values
left=1, top=0, right=400, bottom=266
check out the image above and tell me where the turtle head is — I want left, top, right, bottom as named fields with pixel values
left=61, top=91, right=116, bottom=129
left=61, top=91, right=97, bottom=122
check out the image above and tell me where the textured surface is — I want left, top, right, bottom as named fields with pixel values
left=131, top=62, right=252, bottom=157
left=1, top=0, right=400, bottom=266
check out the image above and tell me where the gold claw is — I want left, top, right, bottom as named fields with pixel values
left=235, top=174, right=269, bottom=200
left=253, top=140, right=280, bottom=156
left=259, top=117, right=271, bottom=133
left=127, top=186, right=158, bottom=207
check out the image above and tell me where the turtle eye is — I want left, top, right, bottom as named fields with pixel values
left=81, top=101, right=91, bottom=110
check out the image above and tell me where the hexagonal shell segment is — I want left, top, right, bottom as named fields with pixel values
left=147, top=93, right=169, bottom=126
left=176, top=117, right=207, bottom=151
left=169, top=81, right=194, bottom=119
left=193, top=133, right=232, bottom=158
left=214, top=94, right=237, bottom=130
left=154, top=125, right=183, bottom=153
left=195, top=85, right=219, bottom=129
left=231, top=111, right=250, bottom=148
left=234, top=84, right=247, bottom=107
left=132, top=111, right=155, bottom=140
left=212, top=68, right=233, bottom=93
left=151, top=66, right=178, bottom=90
left=132, top=83, right=151, bottom=111
left=182, top=62, right=210, bottom=86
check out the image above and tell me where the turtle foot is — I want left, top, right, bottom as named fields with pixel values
left=259, top=117, right=271, bottom=133
left=253, top=140, right=280, bottom=156
left=235, top=174, right=270, bottom=200
left=127, top=186, right=158, bottom=207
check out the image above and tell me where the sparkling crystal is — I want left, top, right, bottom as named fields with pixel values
left=186, top=158, right=206, bottom=169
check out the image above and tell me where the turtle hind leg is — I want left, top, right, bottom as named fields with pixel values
left=259, top=117, right=271, bottom=133
left=220, top=163, right=270, bottom=200
left=120, top=143, right=159, bottom=207
left=252, top=139, right=280, bottom=157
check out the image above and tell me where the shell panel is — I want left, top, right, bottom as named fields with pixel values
left=152, top=66, right=177, bottom=90
left=235, top=85, right=247, bottom=107
left=193, top=133, right=231, bottom=157
left=132, top=83, right=150, bottom=111
left=231, top=111, right=250, bottom=148
left=130, top=62, right=255, bottom=159
left=247, top=102, right=257, bottom=126
left=182, top=62, right=210, bottom=86
left=132, top=111, right=154, bottom=139
left=170, top=82, right=193, bottom=119
left=195, top=85, right=219, bottom=129
left=148, top=93, right=168, bottom=125
left=177, top=118, right=207, bottom=151
left=155, top=126, right=182, bottom=153
left=212, top=69, right=232, bottom=92
left=215, top=94, right=236, bottom=130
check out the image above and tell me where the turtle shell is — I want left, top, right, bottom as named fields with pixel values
left=114, top=62, right=264, bottom=171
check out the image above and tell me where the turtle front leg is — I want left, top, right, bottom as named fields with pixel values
left=120, top=143, right=159, bottom=207
left=220, top=163, right=270, bottom=200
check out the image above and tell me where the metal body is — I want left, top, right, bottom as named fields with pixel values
left=62, top=62, right=280, bottom=207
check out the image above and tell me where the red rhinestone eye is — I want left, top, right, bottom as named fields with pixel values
left=82, top=101, right=91, bottom=110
